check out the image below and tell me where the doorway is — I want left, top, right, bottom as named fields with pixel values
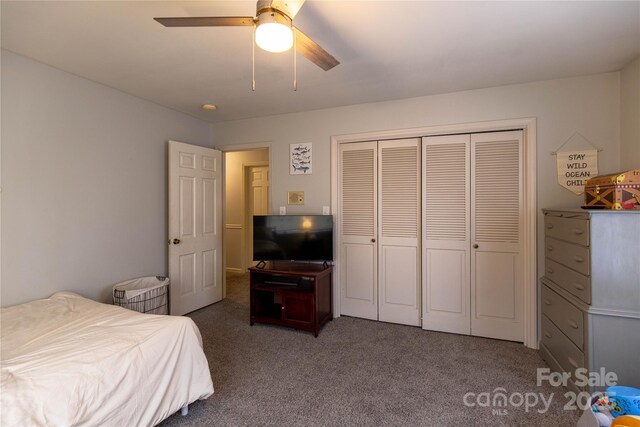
left=223, top=148, right=270, bottom=274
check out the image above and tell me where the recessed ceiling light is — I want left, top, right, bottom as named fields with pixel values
left=201, top=104, right=217, bottom=111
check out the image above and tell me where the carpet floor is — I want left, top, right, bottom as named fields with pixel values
left=158, top=273, right=581, bottom=426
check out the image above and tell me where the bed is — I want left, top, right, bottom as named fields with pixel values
left=0, top=291, right=214, bottom=426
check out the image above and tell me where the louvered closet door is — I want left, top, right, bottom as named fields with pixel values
left=471, top=131, right=523, bottom=342
left=378, top=139, right=421, bottom=326
left=339, top=141, right=378, bottom=320
left=422, top=135, right=471, bottom=334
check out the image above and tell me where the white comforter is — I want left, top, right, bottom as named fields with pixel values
left=0, top=292, right=214, bottom=426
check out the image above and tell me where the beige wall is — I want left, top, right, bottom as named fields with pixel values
left=224, top=149, right=269, bottom=272
left=620, top=57, right=640, bottom=171
left=212, top=72, right=621, bottom=282
left=1, top=50, right=212, bottom=306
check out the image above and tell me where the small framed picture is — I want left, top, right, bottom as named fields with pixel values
left=290, top=143, right=312, bottom=175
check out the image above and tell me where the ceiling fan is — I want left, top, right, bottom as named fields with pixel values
left=154, top=0, right=339, bottom=71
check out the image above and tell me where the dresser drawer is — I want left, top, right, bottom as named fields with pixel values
left=544, top=258, right=591, bottom=304
left=539, top=344, right=583, bottom=394
left=544, top=216, right=590, bottom=246
left=541, top=284, right=585, bottom=349
left=541, top=315, right=585, bottom=375
left=545, top=237, right=590, bottom=276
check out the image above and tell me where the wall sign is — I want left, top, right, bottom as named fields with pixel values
left=556, top=149, right=598, bottom=195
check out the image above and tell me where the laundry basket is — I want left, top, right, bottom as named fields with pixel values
left=112, top=276, right=169, bottom=315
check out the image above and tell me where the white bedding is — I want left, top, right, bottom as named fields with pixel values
left=0, top=292, right=214, bottom=426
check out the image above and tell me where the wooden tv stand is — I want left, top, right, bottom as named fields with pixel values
left=249, top=261, right=333, bottom=337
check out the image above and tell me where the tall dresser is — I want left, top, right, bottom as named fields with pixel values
left=541, top=208, right=640, bottom=392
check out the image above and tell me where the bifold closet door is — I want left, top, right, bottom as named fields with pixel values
left=422, top=135, right=471, bottom=334
left=339, top=141, right=378, bottom=321
left=470, top=131, right=523, bottom=342
left=421, top=131, right=524, bottom=342
left=339, top=139, right=421, bottom=326
left=378, top=139, right=421, bottom=326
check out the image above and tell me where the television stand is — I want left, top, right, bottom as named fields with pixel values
left=249, top=261, right=333, bottom=337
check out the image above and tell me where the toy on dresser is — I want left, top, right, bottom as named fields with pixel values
left=584, top=169, right=640, bottom=210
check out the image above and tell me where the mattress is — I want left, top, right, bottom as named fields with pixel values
left=0, top=291, right=213, bottom=426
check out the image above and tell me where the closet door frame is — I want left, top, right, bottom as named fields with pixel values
left=331, top=118, right=538, bottom=349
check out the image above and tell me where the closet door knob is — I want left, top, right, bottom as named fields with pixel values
left=473, top=244, right=479, bottom=249
left=371, top=238, right=376, bottom=243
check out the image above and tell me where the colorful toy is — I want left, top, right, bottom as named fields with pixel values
left=611, top=415, right=640, bottom=427
left=607, top=386, right=640, bottom=417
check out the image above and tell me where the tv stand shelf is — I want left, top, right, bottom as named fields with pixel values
left=249, top=261, right=333, bottom=337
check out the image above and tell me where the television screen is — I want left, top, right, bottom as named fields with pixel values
left=253, top=215, right=333, bottom=261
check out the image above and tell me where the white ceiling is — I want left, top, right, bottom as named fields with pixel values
left=2, top=1, right=639, bottom=123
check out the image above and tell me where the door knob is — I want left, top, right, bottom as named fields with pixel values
left=473, top=244, right=479, bottom=249
left=371, top=238, right=376, bottom=243
left=173, top=238, right=181, bottom=245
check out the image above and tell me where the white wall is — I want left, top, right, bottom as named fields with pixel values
left=212, top=72, right=621, bottom=281
left=224, top=149, right=269, bottom=272
left=620, top=57, right=640, bottom=171
left=1, top=50, right=212, bottom=306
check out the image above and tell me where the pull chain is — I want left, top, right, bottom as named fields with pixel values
left=252, top=24, right=256, bottom=91
left=293, top=29, right=297, bottom=91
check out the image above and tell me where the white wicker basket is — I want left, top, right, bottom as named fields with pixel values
left=112, top=276, right=169, bottom=315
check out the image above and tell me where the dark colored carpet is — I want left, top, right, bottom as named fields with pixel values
left=158, top=273, right=580, bottom=426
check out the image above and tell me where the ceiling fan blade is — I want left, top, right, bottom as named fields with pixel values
left=293, top=27, right=339, bottom=71
left=154, top=17, right=255, bottom=27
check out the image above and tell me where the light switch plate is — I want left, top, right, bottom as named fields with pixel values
left=279, top=206, right=286, bottom=215
left=322, top=206, right=330, bottom=215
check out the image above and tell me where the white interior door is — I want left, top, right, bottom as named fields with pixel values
left=250, top=166, right=269, bottom=215
left=422, top=135, right=471, bottom=334
left=339, top=141, right=378, bottom=321
left=378, top=139, right=421, bottom=326
left=247, top=165, right=269, bottom=267
left=168, top=140, right=223, bottom=315
left=470, top=131, right=523, bottom=341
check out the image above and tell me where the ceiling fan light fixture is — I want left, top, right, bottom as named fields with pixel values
left=255, top=9, right=293, bottom=53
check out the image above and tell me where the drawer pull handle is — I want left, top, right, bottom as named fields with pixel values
left=567, top=357, right=579, bottom=369
left=573, top=228, right=584, bottom=235
left=574, top=255, right=584, bottom=263
left=567, top=320, right=579, bottom=329
left=546, top=268, right=554, bottom=274
left=573, top=283, right=585, bottom=291
left=544, top=330, right=552, bottom=338
left=546, top=224, right=554, bottom=229
left=543, top=299, right=551, bottom=306
left=547, top=246, right=554, bottom=251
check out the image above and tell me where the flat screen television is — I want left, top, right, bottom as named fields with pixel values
left=253, top=215, right=333, bottom=262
